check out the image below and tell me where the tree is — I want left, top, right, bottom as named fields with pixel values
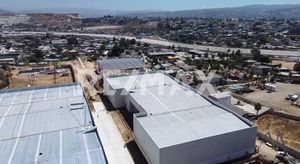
left=251, top=48, right=261, bottom=60
left=54, top=46, right=63, bottom=54
left=109, top=44, right=123, bottom=57
left=232, top=40, right=243, bottom=48
left=204, top=53, right=209, bottom=58
left=255, top=103, right=262, bottom=115
left=67, top=37, right=78, bottom=46
left=30, top=49, right=44, bottom=62
left=119, top=38, right=129, bottom=49
left=129, top=39, right=136, bottom=45
left=260, top=56, right=271, bottom=63
left=251, top=48, right=271, bottom=63
left=0, top=68, right=9, bottom=89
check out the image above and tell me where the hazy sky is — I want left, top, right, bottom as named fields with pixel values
left=2, top=0, right=300, bottom=11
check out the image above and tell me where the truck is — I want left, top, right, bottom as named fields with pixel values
left=265, top=83, right=276, bottom=92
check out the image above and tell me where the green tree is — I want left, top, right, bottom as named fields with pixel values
left=67, top=37, right=78, bottom=46
left=109, top=44, right=123, bottom=57
left=54, top=46, right=63, bottom=54
left=129, top=39, right=136, bottom=45
left=251, top=48, right=261, bottom=61
left=260, top=56, right=271, bottom=63
left=30, top=49, right=44, bottom=62
left=119, top=38, right=129, bottom=49
left=204, top=53, right=209, bottom=58
left=255, top=103, right=262, bottom=115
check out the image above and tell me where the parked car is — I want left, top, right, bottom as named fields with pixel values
left=291, top=95, right=298, bottom=101
left=285, top=94, right=292, bottom=100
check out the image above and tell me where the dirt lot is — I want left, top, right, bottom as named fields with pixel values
left=256, top=114, right=300, bottom=152
left=272, top=60, right=296, bottom=70
left=9, top=66, right=73, bottom=88
left=243, top=82, right=300, bottom=117
left=111, top=111, right=133, bottom=143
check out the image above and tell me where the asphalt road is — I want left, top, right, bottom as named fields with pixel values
left=5, top=31, right=300, bottom=57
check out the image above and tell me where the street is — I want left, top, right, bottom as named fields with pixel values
left=5, top=31, right=300, bottom=57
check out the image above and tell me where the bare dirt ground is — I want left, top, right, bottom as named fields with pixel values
left=110, top=111, right=134, bottom=143
left=9, top=67, right=73, bottom=88
left=256, top=114, right=300, bottom=152
left=72, top=58, right=134, bottom=143
left=272, top=60, right=296, bottom=70
left=243, top=82, right=300, bottom=117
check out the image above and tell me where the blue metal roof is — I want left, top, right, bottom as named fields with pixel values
left=0, top=84, right=107, bottom=164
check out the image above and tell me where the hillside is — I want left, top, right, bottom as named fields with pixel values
left=123, top=4, right=300, bottom=19
left=0, top=9, right=11, bottom=14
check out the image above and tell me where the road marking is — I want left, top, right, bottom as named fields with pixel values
left=8, top=90, right=33, bottom=164
left=83, top=133, right=92, bottom=164
left=0, top=92, right=19, bottom=129
left=34, top=134, right=42, bottom=164
left=60, top=130, right=63, bottom=164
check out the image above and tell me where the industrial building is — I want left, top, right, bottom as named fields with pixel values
left=104, top=73, right=257, bottom=164
left=148, top=51, right=176, bottom=59
left=0, top=47, right=19, bottom=65
left=0, top=84, right=107, bottom=164
left=96, top=58, right=144, bottom=77
left=209, top=92, right=232, bottom=105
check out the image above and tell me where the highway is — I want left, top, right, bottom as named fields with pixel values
left=6, top=31, right=300, bottom=57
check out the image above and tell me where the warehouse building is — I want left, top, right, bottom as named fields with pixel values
left=209, top=92, right=232, bottom=105
left=96, top=58, right=144, bottom=77
left=0, top=84, right=107, bottom=164
left=104, top=73, right=257, bottom=164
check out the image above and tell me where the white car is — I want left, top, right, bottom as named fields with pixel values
left=291, top=95, right=298, bottom=101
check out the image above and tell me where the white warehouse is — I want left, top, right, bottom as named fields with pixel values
left=104, top=73, right=257, bottom=164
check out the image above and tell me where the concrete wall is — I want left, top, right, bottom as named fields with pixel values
left=126, top=93, right=146, bottom=113
left=209, top=96, right=231, bottom=105
left=159, top=127, right=257, bottom=164
left=134, top=116, right=160, bottom=164
left=103, top=78, right=126, bottom=109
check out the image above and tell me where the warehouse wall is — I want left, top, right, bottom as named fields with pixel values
left=159, top=127, right=257, bottom=164
left=126, top=94, right=145, bottom=113
left=103, top=78, right=126, bottom=109
left=134, top=116, right=160, bottom=164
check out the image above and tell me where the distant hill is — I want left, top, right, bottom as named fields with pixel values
left=16, top=8, right=163, bottom=18
left=6, top=4, right=300, bottom=19
left=123, top=4, right=300, bottom=19
left=0, top=9, right=11, bottom=14
left=14, top=8, right=140, bottom=18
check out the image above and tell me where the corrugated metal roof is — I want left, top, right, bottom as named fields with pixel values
left=0, top=84, right=107, bottom=164
left=97, top=58, right=144, bottom=70
left=106, top=73, right=253, bottom=148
